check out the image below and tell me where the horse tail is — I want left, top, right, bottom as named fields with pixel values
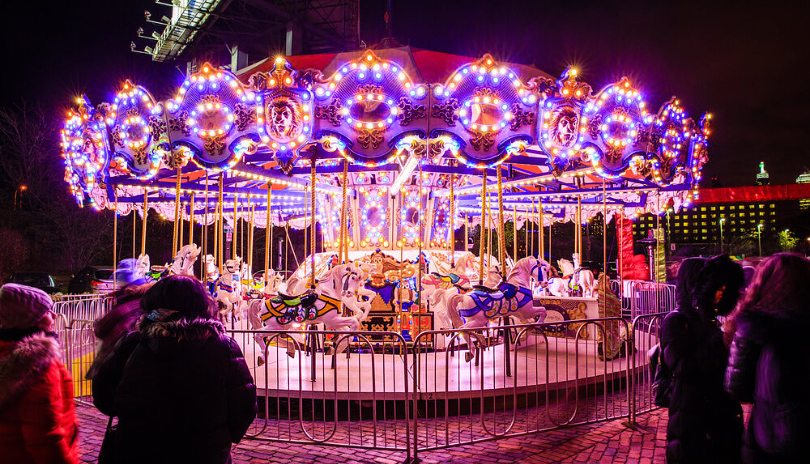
left=446, top=293, right=466, bottom=329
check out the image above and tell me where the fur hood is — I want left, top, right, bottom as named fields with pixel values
left=141, top=317, right=225, bottom=342
left=0, top=333, right=61, bottom=408
left=734, top=310, right=810, bottom=347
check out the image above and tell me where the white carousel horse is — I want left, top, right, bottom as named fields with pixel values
left=447, top=257, right=549, bottom=362
left=558, top=256, right=596, bottom=297
left=136, top=254, right=151, bottom=280
left=421, top=253, right=477, bottom=295
left=247, top=263, right=372, bottom=360
left=204, top=254, right=219, bottom=284
left=166, top=244, right=201, bottom=276
left=429, top=266, right=504, bottom=331
left=215, top=257, right=245, bottom=322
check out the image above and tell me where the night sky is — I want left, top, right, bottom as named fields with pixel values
left=2, top=0, right=808, bottom=187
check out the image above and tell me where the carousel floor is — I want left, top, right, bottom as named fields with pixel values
left=227, top=321, right=650, bottom=401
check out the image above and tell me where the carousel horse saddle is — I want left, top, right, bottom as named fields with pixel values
left=431, top=272, right=461, bottom=284
left=275, top=291, right=319, bottom=308
left=472, top=284, right=503, bottom=294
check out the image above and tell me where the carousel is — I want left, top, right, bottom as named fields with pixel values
left=61, top=47, right=708, bottom=373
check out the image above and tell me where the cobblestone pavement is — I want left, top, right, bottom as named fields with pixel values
left=76, top=403, right=668, bottom=463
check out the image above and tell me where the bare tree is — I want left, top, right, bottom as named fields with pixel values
left=0, top=102, right=113, bottom=272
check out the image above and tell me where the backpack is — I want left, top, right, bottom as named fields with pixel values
left=649, top=343, right=674, bottom=407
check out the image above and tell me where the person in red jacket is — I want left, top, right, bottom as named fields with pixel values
left=0, top=283, right=78, bottom=464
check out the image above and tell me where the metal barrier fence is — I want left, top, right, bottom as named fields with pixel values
left=617, top=281, right=676, bottom=319
left=52, top=293, right=112, bottom=323
left=225, top=328, right=413, bottom=460
left=59, top=307, right=670, bottom=460
left=409, top=318, right=634, bottom=460
left=630, top=313, right=668, bottom=417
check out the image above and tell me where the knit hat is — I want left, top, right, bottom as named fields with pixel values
left=114, top=258, right=147, bottom=286
left=0, top=283, right=54, bottom=329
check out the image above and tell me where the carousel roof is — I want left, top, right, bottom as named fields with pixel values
left=60, top=46, right=710, bottom=251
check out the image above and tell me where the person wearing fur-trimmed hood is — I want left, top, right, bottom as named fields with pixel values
left=92, top=275, right=256, bottom=464
left=0, top=283, right=79, bottom=464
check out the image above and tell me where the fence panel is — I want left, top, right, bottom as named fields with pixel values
left=410, top=317, right=634, bottom=458
left=227, top=327, right=412, bottom=459
left=630, top=313, right=668, bottom=417
left=52, top=294, right=112, bottom=324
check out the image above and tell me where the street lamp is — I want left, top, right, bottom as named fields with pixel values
left=13, top=185, right=27, bottom=210
left=719, top=218, right=725, bottom=254
left=757, top=223, right=763, bottom=256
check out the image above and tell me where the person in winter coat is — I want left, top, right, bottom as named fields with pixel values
left=0, top=283, right=79, bottom=464
left=725, top=253, right=810, bottom=463
left=86, top=258, right=154, bottom=380
left=92, top=275, right=257, bottom=464
left=659, top=255, right=745, bottom=464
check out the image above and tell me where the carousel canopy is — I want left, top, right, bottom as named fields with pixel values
left=60, top=46, right=710, bottom=252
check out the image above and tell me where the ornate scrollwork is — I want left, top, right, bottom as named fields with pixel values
left=397, top=97, right=425, bottom=126
left=110, top=126, right=124, bottom=148
left=357, top=84, right=383, bottom=95
left=470, top=131, right=496, bottom=151
left=147, top=116, right=167, bottom=140
left=509, top=103, right=535, bottom=131
left=233, top=102, right=256, bottom=131
left=314, top=98, right=342, bottom=126
left=428, top=139, right=445, bottom=158
left=169, top=111, right=191, bottom=136
left=588, top=114, right=602, bottom=140
left=204, top=133, right=227, bottom=156
left=357, top=128, right=384, bottom=149
left=431, top=99, right=460, bottom=126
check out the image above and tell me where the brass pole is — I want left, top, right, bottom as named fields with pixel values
left=539, top=199, right=545, bottom=262
left=449, top=169, right=455, bottom=267
left=173, top=167, right=181, bottom=253
left=141, top=189, right=148, bottom=256
left=178, top=201, right=184, bottom=248
left=603, top=180, right=608, bottom=282
left=496, top=169, right=505, bottom=277
left=264, top=183, right=272, bottom=287
left=479, top=174, right=487, bottom=284
left=202, top=180, right=208, bottom=282
left=526, top=200, right=531, bottom=258
left=340, top=159, right=348, bottom=263
left=248, top=203, right=255, bottom=277
left=310, top=161, right=317, bottom=289
left=234, top=195, right=239, bottom=260
left=189, top=192, right=195, bottom=247
left=113, top=190, right=118, bottom=292
left=218, top=174, right=224, bottom=272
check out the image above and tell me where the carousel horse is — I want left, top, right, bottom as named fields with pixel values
left=135, top=254, right=152, bottom=281
left=151, top=244, right=201, bottom=279
left=447, top=257, right=549, bottom=362
left=204, top=254, right=219, bottom=293
left=247, top=263, right=372, bottom=360
left=421, top=253, right=476, bottom=294
left=214, top=257, right=245, bottom=322
left=558, top=256, right=596, bottom=297
left=245, top=269, right=286, bottom=300
left=429, top=266, right=504, bottom=331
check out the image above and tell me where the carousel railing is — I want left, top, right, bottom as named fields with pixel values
left=225, top=327, right=413, bottom=461
left=61, top=315, right=664, bottom=459
left=615, top=280, right=676, bottom=319
left=52, top=293, right=113, bottom=324
left=409, top=317, right=635, bottom=459
left=630, top=313, right=668, bottom=417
